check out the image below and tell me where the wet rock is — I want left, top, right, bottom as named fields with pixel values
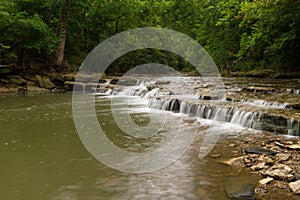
left=208, top=153, right=221, bottom=158
left=286, top=104, right=300, bottom=110
left=261, top=164, right=294, bottom=181
left=64, top=81, right=75, bottom=91
left=289, top=180, right=300, bottom=194
left=182, top=118, right=197, bottom=124
left=221, top=156, right=245, bottom=169
left=155, top=80, right=171, bottom=85
left=109, top=78, right=119, bottom=84
left=225, top=176, right=258, bottom=199
left=99, top=79, right=107, bottom=83
left=245, top=147, right=278, bottom=155
left=36, top=75, right=55, bottom=90
left=199, top=95, right=212, bottom=100
left=258, top=177, right=274, bottom=186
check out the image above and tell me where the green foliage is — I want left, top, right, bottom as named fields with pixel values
left=0, top=0, right=299, bottom=74
left=0, top=0, right=57, bottom=64
left=237, top=0, right=300, bottom=71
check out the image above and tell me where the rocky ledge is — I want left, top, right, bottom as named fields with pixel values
left=0, top=73, right=118, bottom=94
left=210, top=132, right=300, bottom=199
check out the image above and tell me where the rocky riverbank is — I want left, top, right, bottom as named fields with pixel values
left=0, top=73, right=119, bottom=94
left=207, top=131, right=300, bottom=199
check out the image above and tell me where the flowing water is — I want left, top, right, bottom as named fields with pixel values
left=1, top=76, right=299, bottom=199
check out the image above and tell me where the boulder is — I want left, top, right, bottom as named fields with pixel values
left=289, top=180, right=300, bottom=194
left=35, top=75, right=55, bottom=90
left=225, top=176, right=258, bottom=199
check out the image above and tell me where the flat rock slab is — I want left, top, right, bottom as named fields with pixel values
left=245, top=147, right=278, bottom=155
left=225, top=176, right=259, bottom=199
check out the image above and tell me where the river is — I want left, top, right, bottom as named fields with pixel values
left=0, top=76, right=299, bottom=199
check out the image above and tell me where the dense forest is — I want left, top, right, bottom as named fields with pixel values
left=0, top=0, right=299, bottom=76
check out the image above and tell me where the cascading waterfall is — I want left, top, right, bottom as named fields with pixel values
left=103, top=78, right=299, bottom=136
left=117, top=85, right=148, bottom=97
left=287, top=118, right=299, bottom=136
left=148, top=97, right=263, bottom=130
left=293, top=89, right=300, bottom=94
left=230, top=109, right=262, bottom=129
left=243, top=99, right=288, bottom=108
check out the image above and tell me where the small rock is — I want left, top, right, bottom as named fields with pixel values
left=182, top=118, right=197, bottom=124
left=221, top=156, right=245, bottom=169
left=289, top=180, right=300, bottom=194
left=275, top=153, right=290, bottom=162
left=229, top=143, right=236, bottom=147
left=251, top=162, right=267, bottom=171
left=243, top=157, right=253, bottom=164
left=258, top=177, right=274, bottom=186
left=209, top=153, right=221, bottom=158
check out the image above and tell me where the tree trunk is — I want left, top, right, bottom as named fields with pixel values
left=54, top=1, right=69, bottom=67
left=55, top=27, right=67, bottom=66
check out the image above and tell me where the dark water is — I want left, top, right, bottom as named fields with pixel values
left=1, top=93, right=237, bottom=200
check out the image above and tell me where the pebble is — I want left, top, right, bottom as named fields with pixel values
left=208, top=153, right=221, bottom=158
left=258, top=177, right=274, bottom=186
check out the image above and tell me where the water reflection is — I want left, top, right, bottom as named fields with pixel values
left=0, top=93, right=233, bottom=200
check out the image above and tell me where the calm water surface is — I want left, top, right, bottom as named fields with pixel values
left=1, top=93, right=235, bottom=200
